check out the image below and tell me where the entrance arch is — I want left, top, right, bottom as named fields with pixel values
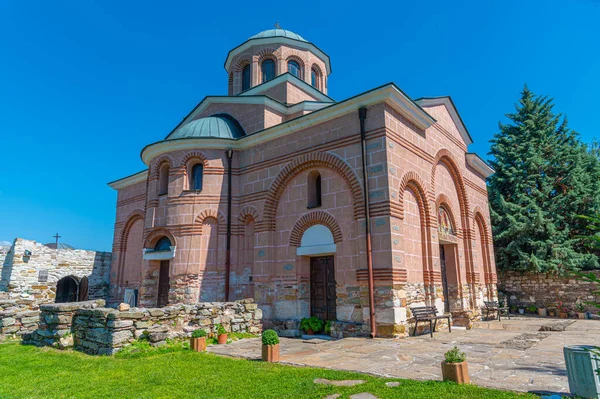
left=437, top=204, right=459, bottom=313
left=56, top=276, right=79, bottom=303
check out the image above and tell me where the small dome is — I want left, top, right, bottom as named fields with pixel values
left=44, top=243, right=75, bottom=250
left=249, top=29, right=306, bottom=42
left=167, top=114, right=245, bottom=140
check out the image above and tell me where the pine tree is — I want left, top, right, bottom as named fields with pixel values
left=488, top=86, right=600, bottom=273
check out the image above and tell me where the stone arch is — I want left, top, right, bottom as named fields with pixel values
left=238, top=205, right=260, bottom=224
left=56, top=275, right=80, bottom=303
left=179, top=151, right=208, bottom=169
left=234, top=57, right=252, bottom=72
left=118, top=210, right=145, bottom=252
left=263, top=152, right=363, bottom=230
left=398, top=171, right=432, bottom=227
left=195, top=209, right=227, bottom=235
left=289, top=211, right=343, bottom=247
left=144, top=227, right=177, bottom=249
left=150, top=155, right=175, bottom=179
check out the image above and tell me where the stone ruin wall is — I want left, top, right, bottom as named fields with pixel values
left=0, top=294, right=40, bottom=338
left=498, top=270, right=600, bottom=313
left=0, top=238, right=111, bottom=307
left=22, top=298, right=262, bottom=355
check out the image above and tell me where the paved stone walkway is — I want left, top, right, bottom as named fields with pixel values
left=208, top=318, right=600, bottom=395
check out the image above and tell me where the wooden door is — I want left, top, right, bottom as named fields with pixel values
left=439, top=245, right=450, bottom=313
left=310, top=256, right=337, bottom=321
left=157, top=261, right=170, bottom=307
left=78, top=276, right=89, bottom=301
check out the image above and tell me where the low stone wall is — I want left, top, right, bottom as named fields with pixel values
left=74, top=299, right=262, bottom=355
left=498, top=270, right=600, bottom=313
left=22, top=299, right=105, bottom=348
left=0, top=299, right=39, bottom=338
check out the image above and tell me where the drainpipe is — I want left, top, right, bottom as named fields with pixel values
left=225, top=149, right=233, bottom=301
left=359, top=107, right=377, bottom=338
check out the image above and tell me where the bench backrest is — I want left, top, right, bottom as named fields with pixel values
left=484, top=301, right=499, bottom=308
left=410, top=306, right=438, bottom=319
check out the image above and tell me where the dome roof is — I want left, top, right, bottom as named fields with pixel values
left=249, top=29, right=306, bottom=42
left=167, top=114, right=245, bottom=140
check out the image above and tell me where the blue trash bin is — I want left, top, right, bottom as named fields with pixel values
left=564, top=345, right=600, bottom=399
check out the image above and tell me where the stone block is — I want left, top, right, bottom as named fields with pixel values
left=0, top=317, right=16, bottom=327
left=107, top=320, right=134, bottom=328
left=112, top=330, right=133, bottom=345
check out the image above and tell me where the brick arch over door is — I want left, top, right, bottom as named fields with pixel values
left=144, top=227, right=177, bottom=249
left=263, top=152, right=364, bottom=231
left=289, top=211, right=343, bottom=247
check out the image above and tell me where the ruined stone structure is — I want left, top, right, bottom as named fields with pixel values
left=498, top=270, right=600, bottom=313
left=108, top=28, right=496, bottom=337
left=0, top=238, right=111, bottom=308
left=23, top=299, right=262, bottom=354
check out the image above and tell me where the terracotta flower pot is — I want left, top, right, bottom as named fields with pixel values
left=578, top=312, right=586, bottom=319
left=306, top=329, right=315, bottom=335
left=190, top=337, right=206, bottom=352
left=217, top=333, right=228, bottom=344
left=441, top=361, right=470, bottom=384
left=538, top=308, right=547, bottom=317
left=559, top=312, right=568, bottom=319
left=262, top=344, right=280, bottom=362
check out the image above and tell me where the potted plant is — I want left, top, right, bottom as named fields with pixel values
left=300, top=316, right=324, bottom=335
left=441, top=346, right=469, bottom=384
left=518, top=307, right=525, bottom=315
left=537, top=304, right=548, bottom=317
left=556, top=301, right=569, bottom=318
left=261, top=329, right=280, bottom=362
left=216, top=324, right=228, bottom=344
left=509, top=305, right=518, bottom=314
left=190, top=329, right=207, bottom=352
left=526, top=305, right=537, bottom=314
left=575, top=302, right=586, bottom=319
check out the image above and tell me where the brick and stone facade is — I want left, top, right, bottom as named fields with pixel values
left=108, top=28, right=497, bottom=337
left=0, top=238, right=111, bottom=308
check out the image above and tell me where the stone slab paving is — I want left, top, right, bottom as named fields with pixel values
left=207, top=318, right=600, bottom=395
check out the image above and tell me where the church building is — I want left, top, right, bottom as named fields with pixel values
left=108, top=28, right=497, bottom=337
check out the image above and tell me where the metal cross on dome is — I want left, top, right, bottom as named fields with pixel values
left=274, top=22, right=281, bottom=29
left=53, top=233, right=61, bottom=247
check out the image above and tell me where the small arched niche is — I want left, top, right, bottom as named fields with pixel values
left=296, top=224, right=336, bottom=256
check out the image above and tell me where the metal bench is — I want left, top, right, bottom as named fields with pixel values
left=410, top=306, right=452, bottom=338
left=483, top=300, right=510, bottom=321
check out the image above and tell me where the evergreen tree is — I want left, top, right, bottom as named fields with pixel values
left=488, top=86, right=600, bottom=273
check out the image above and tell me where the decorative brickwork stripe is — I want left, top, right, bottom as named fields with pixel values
left=356, top=268, right=407, bottom=283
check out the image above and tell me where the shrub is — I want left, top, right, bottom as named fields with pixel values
left=575, top=302, right=586, bottom=312
left=324, top=320, right=331, bottom=334
left=191, top=329, right=206, bottom=338
left=299, top=316, right=324, bottom=333
left=444, top=346, right=466, bottom=363
left=526, top=305, right=537, bottom=313
left=216, top=324, right=227, bottom=335
left=261, top=329, right=279, bottom=346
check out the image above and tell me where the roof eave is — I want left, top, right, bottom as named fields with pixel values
left=108, top=169, right=148, bottom=190
left=466, top=153, right=495, bottom=178
left=415, top=96, right=474, bottom=145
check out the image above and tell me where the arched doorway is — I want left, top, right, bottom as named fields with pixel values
left=297, top=224, right=337, bottom=321
left=56, top=276, right=79, bottom=303
left=438, top=205, right=459, bottom=313
left=154, top=236, right=172, bottom=307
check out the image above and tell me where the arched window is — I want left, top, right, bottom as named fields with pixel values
left=158, top=164, right=169, bottom=195
left=311, top=68, right=318, bottom=88
left=287, top=60, right=301, bottom=78
left=307, top=171, right=322, bottom=208
left=191, top=163, right=203, bottom=191
left=242, top=64, right=251, bottom=91
left=154, top=237, right=172, bottom=251
left=261, top=59, right=275, bottom=83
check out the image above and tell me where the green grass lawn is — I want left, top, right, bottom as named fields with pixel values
left=0, top=341, right=536, bottom=399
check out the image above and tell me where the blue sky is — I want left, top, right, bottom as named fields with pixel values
left=1, top=0, right=599, bottom=251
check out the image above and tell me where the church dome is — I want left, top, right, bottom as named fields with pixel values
left=249, top=28, right=307, bottom=42
left=167, top=114, right=245, bottom=140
